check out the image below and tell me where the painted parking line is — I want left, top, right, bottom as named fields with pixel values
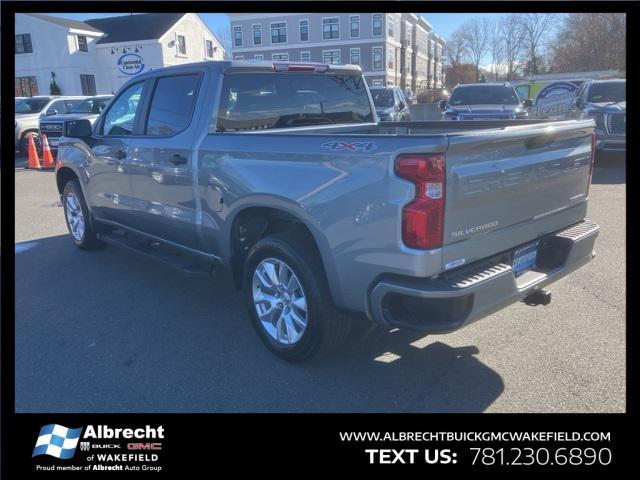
left=15, top=242, right=38, bottom=254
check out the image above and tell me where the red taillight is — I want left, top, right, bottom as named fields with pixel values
left=395, top=154, right=446, bottom=250
left=587, top=131, right=596, bottom=195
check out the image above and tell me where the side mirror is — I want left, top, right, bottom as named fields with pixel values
left=46, top=109, right=58, bottom=116
left=575, top=98, right=584, bottom=109
left=398, top=102, right=406, bottom=110
left=522, top=98, right=534, bottom=108
left=438, top=99, right=447, bottom=111
left=66, top=119, right=93, bottom=138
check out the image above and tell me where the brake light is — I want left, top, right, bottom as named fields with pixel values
left=587, top=131, right=596, bottom=195
left=272, top=62, right=329, bottom=73
left=395, top=154, right=446, bottom=249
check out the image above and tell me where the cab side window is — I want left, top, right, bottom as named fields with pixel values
left=102, top=82, right=144, bottom=136
left=145, top=74, right=200, bottom=136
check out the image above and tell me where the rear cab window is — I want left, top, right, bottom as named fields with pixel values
left=216, top=72, right=373, bottom=132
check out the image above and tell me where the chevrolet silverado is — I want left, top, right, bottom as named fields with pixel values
left=54, top=60, right=599, bottom=362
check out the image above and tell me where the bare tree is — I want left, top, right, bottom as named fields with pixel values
left=500, top=14, right=526, bottom=80
left=487, top=18, right=505, bottom=81
left=550, top=13, right=626, bottom=72
left=461, top=18, right=491, bottom=82
left=518, top=13, right=556, bottom=75
left=215, top=27, right=233, bottom=60
left=444, top=28, right=468, bottom=71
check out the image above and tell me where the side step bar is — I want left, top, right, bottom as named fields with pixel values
left=97, top=230, right=216, bottom=276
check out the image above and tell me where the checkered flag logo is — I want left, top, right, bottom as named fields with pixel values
left=32, top=424, right=83, bottom=459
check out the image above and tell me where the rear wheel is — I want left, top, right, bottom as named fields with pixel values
left=243, top=230, right=351, bottom=362
left=62, top=180, right=102, bottom=250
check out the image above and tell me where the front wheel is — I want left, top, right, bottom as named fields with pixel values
left=243, top=230, right=350, bottom=362
left=62, top=180, right=103, bottom=250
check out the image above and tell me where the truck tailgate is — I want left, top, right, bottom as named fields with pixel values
left=442, top=120, right=594, bottom=268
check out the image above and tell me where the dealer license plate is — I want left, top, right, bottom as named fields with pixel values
left=512, top=242, right=538, bottom=276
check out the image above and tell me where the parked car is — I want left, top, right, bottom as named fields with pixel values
left=370, top=86, right=411, bottom=121
left=39, top=95, right=113, bottom=152
left=403, top=89, right=417, bottom=105
left=56, top=61, right=599, bottom=362
left=569, top=79, right=625, bottom=152
left=15, top=95, right=85, bottom=154
left=440, top=83, right=532, bottom=120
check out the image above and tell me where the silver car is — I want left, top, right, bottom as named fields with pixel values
left=15, top=96, right=85, bottom=154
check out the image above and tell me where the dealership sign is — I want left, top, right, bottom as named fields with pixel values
left=117, top=53, right=145, bottom=76
left=532, top=81, right=581, bottom=118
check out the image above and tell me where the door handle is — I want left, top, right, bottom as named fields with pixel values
left=168, top=154, right=187, bottom=165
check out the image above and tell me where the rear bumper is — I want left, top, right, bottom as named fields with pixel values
left=369, top=220, right=599, bottom=332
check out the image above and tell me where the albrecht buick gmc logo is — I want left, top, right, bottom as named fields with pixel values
left=33, top=425, right=164, bottom=459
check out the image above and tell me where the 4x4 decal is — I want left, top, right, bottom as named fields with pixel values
left=320, top=141, right=378, bottom=152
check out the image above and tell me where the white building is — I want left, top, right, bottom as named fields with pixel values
left=15, top=13, right=225, bottom=97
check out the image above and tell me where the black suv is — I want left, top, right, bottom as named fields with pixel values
left=570, top=79, right=625, bottom=152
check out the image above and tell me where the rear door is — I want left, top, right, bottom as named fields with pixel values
left=127, top=71, right=204, bottom=249
left=441, top=121, right=594, bottom=267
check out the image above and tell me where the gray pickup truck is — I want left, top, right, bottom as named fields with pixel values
left=55, top=60, right=599, bottom=362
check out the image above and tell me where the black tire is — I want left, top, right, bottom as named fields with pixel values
left=62, top=180, right=103, bottom=250
left=243, top=229, right=351, bottom=363
left=20, top=132, right=40, bottom=156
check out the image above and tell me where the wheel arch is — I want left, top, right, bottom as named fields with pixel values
left=225, top=202, right=344, bottom=308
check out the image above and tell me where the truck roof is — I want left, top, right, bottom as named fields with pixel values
left=125, top=60, right=363, bottom=80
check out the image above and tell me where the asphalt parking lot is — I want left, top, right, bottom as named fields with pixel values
left=14, top=154, right=626, bottom=413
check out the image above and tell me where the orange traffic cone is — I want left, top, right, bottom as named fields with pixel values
left=41, top=134, right=55, bottom=169
left=26, top=135, right=41, bottom=170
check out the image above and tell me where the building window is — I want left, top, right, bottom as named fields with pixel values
left=349, top=48, right=360, bottom=65
left=388, top=47, right=395, bottom=70
left=271, top=22, right=287, bottom=44
left=233, top=26, right=242, bottom=47
left=388, top=14, right=395, bottom=37
left=205, top=39, right=214, bottom=58
left=252, top=24, right=262, bottom=45
left=323, top=49, right=341, bottom=65
left=300, top=51, right=311, bottom=62
left=299, top=19, right=309, bottom=42
left=405, top=24, right=412, bottom=44
left=372, top=46, right=383, bottom=70
left=350, top=15, right=360, bottom=38
left=254, top=54, right=264, bottom=60
left=272, top=53, right=289, bottom=61
left=176, top=34, right=187, bottom=55
left=15, top=76, right=38, bottom=96
left=322, top=18, right=339, bottom=40
left=15, top=33, right=33, bottom=54
left=80, top=74, right=96, bottom=96
left=234, top=55, right=244, bottom=60
left=76, top=35, right=88, bottom=52
left=372, top=14, right=383, bottom=37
